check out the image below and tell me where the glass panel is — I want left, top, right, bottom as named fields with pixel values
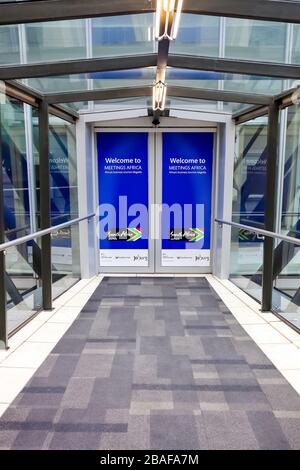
left=281, top=104, right=300, bottom=237
left=0, top=14, right=155, bottom=65
left=0, top=92, right=42, bottom=333
left=167, top=68, right=286, bottom=95
left=25, top=20, right=86, bottom=63
left=230, top=226, right=264, bottom=303
left=232, top=116, right=268, bottom=228
left=32, top=112, right=80, bottom=299
left=6, top=239, right=42, bottom=334
left=170, top=14, right=220, bottom=56
left=272, top=240, right=300, bottom=330
left=23, top=68, right=155, bottom=94
left=170, top=14, right=293, bottom=66
left=48, top=115, right=78, bottom=226
left=92, top=14, right=155, bottom=57
left=225, top=18, right=287, bottom=64
left=168, top=96, right=250, bottom=114
left=49, top=115, right=80, bottom=298
left=230, top=116, right=269, bottom=303
left=51, top=221, right=80, bottom=300
left=0, top=25, right=20, bottom=65
left=292, top=24, right=300, bottom=64
left=93, top=96, right=150, bottom=111
left=1, top=95, right=31, bottom=240
left=272, top=103, right=300, bottom=330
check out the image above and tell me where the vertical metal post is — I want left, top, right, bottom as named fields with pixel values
left=38, top=99, right=52, bottom=310
left=0, top=103, right=8, bottom=348
left=262, top=101, right=280, bottom=311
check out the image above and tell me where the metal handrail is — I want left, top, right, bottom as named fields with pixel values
left=0, top=213, right=95, bottom=253
left=215, top=218, right=300, bottom=247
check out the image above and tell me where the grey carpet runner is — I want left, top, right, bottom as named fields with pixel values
left=0, top=276, right=300, bottom=450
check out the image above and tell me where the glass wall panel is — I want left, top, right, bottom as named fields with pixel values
left=280, top=105, right=300, bottom=237
left=48, top=116, right=80, bottom=297
left=272, top=104, right=300, bottom=329
left=225, top=18, right=287, bottom=64
left=6, top=239, right=42, bottom=334
left=232, top=116, right=268, bottom=227
left=0, top=25, right=20, bottom=65
left=51, top=222, right=80, bottom=300
left=1, top=95, right=31, bottom=240
left=25, top=20, right=86, bottom=63
left=230, top=116, right=268, bottom=302
left=32, top=113, right=80, bottom=300
left=230, top=226, right=264, bottom=303
left=1, top=95, right=42, bottom=333
left=48, top=116, right=78, bottom=226
left=272, top=239, right=300, bottom=330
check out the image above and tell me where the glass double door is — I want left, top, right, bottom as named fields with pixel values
left=97, top=130, right=215, bottom=273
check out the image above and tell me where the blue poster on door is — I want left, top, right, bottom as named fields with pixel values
left=97, top=132, right=149, bottom=267
left=161, top=132, right=214, bottom=267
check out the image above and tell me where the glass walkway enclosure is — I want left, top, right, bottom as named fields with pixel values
left=1, top=0, right=300, bottom=348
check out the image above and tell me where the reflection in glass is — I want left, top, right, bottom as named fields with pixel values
left=51, top=222, right=80, bottom=301
left=23, top=68, right=155, bottom=94
left=1, top=95, right=42, bottom=333
left=232, top=116, right=268, bottom=228
left=6, top=240, right=42, bottom=334
left=281, top=105, right=300, bottom=236
left=25, top=20, right=86, bottom=63
left=225, top=18, right=287, bottom=64
left=171, top=14, right=220, bottom=57
left=1, top=95, right=31, bottom=241
left=230, top=116, right=268, bottom=302
left=0, top=25, right=20, bottom=65
left=92, top=14, right=155, bottom=57
left=48, top=116, right=80, bottom=298
left=49, top=115, right=78, bottom=226
left=167, top=68, right=285, bottom=96
left=272, top=104, right=300, bottom=329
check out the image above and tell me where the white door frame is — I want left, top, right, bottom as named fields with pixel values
left=76, top=110, right=235, bottom=278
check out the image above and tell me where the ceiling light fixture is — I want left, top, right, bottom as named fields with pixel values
left=152, top=80, right=167, bottom=111
left=155, top=0, right=183, bottom=41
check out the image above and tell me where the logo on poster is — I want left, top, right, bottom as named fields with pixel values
left=169, top=228, right=204, bottom=242
left=106, top=228, right=142, bottom=241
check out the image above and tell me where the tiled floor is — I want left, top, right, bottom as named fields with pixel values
left=0, top=275, right=300, bottom=450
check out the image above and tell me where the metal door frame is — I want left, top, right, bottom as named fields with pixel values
left=92, top=121, right=221, bottom=275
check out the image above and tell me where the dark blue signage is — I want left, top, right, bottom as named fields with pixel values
left=97, top=132, right=149, bottom=250
left=161, top=132, right=214, bottom=251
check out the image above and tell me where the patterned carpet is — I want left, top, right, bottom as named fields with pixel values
left=1, top=276, right=300, bottom=450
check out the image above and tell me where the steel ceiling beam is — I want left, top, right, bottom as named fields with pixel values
left=1, top=54, right=299, bottom=81
left=0, top=0, right=155, bottom=26
left=43, top=85, right=272, bottom=105
left=0, top=54, right=157, bottom=80
left=233, top=105, right=269, bottom=124
left=44, top=86, right=152, bottom=104
left=183, top=0, right=300, bottom=23
left=168, top=55, right=300, bottom=80
left=0, top=0, right=299, bottom=26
